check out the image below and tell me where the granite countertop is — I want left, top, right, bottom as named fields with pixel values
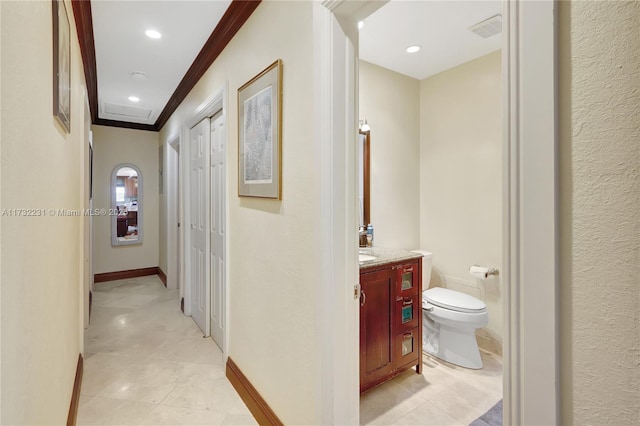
left=359, top=246, right=423, bottom=270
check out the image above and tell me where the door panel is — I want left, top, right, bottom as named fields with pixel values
left=210, top=113, right=225, bottom=349
left=189, top=118, right=210, bottom=335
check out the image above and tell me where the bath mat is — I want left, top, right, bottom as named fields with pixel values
left=469, top=399, right=503, bottom=426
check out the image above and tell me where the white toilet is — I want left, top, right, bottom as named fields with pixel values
left=412, top=250, right=489, bottom=369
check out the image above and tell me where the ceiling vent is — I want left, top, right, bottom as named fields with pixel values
left=469, top=14, right=502, bottom=39
left=103, top=102, right=153, bottom=120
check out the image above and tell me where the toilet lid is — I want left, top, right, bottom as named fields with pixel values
left=423, top=287, right=487, bottom=313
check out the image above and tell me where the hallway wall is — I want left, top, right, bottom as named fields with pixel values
left=159, top=1, right=320, bottom=423
left=0, top=0, right=88, bottom=423
left=559, top=1, right=640, bottom=424
left=92, top=126, right=160, bottom=274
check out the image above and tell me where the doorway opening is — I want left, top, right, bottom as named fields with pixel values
left=167, top=135, right=181, bottom=293
left=315, top=1, right=558, bottom=424
left=357, top=2, right=503, bottom=424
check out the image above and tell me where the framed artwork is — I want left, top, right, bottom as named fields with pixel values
left=238, top=59, right=283, bottom=199
left=53, top=0, right=71, bottom=132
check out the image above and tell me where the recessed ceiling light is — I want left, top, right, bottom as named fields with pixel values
left=358, top=21, right=365, bottom=30
left=406, top=45, right=421, bottom=53
left=130, top=71, right=149, bottom=80
left=145, top=29, right=161, bottom=39
left=128, top=96, right=140, bottom=103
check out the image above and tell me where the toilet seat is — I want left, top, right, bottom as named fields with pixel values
left=423, top=287, right=486, bottom=314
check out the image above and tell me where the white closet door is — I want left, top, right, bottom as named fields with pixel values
left=209, top=112, right=225, bottom=349
left=189, top=117, right=210, bottom=335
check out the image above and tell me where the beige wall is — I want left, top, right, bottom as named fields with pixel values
left=159, top=1, right=319, bottom=423
left=419, top=51, right=503, bottom=351
left=559, top=1, right=640, bottom=424
left=0, top=0, right=87, bottom=423
left=359, top=60, right=420, bottom=250
left=92, top=126, right=159, bottom=274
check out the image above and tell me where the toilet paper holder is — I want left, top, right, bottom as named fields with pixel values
left=469, top=265, right=499, bottom=279
left=486, top=267, right=499, bottom=277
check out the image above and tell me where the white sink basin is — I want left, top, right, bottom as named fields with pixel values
left=359, top=254, right=377, bottom=262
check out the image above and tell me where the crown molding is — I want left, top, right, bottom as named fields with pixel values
left=72, top=0, right=261, bottom=132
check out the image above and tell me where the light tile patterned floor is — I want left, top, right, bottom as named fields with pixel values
left=78, top=275, right=257, bottom=426
left=80, top=275, right=501, bottom=425
left=360, top=351, right=503, bottom=426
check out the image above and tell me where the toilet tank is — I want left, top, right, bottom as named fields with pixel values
left=411, top=250, right=433, bottom=289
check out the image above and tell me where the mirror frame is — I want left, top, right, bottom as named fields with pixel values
left=111, top=163, right=143, bottom=246
left=359, top=130, right=370, bottom=226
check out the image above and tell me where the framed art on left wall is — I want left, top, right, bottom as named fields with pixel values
left=53, top=0, right=70, bottom=133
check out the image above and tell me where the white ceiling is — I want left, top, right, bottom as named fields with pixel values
left=359, top=0, right=502, bottom=80
left=90, top=1, right=500, bottom=125
left=92, top=0, right=231, bottom=125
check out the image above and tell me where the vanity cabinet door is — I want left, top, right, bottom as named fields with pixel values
left=360, top=268, right=393, bottom=392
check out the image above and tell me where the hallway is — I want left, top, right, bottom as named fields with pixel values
left=78, top=276, right=256, bottom=425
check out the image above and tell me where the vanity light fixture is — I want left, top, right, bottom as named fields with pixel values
left=358, top=20, right=365, bottom=30
left=406, top=45, right=421, bottom=53
left=145, top=29, right=162, bottom=39
left=128, top=96, right=140, bottom=103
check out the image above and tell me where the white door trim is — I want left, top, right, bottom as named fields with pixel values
left=502, top=1, right=558, bottom=424
left=166, top=134, right=180, bottom=290
left=314, top=2, right=362, bottom=424
left=316, top=0, right=559, bottom=424
left=181, top=86, right=228, bottom=352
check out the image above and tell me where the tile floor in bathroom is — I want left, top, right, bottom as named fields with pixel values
left=79, top=275, right=502, bottom=426
left=359, top=351, right=503, bottom=426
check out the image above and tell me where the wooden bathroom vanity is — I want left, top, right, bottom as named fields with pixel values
left=359, top=248, right=423, bottom=393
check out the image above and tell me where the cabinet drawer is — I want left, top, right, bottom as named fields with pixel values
left=393, top=294, right=420, bottom=333
left=395, top=261, right=420, bottom=297
left=393, top=327, right=420, bottom=369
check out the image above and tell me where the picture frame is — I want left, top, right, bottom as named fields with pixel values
left=238, top=59, right=283, bottom=199
left=53, top=0, right=71, bottom=133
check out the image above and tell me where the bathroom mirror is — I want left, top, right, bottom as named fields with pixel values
left=111, top=164, right=143, bottom=246
left=358, top=130, right=370, bottom=226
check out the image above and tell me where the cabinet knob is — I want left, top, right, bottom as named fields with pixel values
left=360, top=290, right=366, bottom=307
left=402, top=298, right=413, bottom=306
